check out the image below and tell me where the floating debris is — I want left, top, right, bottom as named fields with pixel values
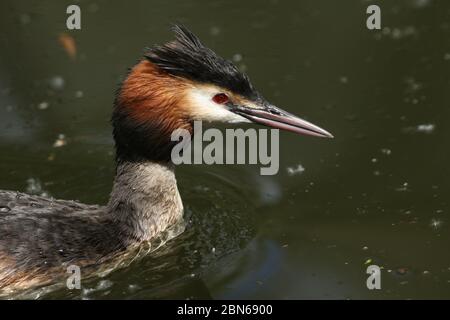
left=38, top=101, right=49, bottom=110
left=430, top=218, right=443, bottom=230
left=380, top=148, right=392, bottom=155
left=287, top=164, right=305, bottom=176
left=53, top=134, right=67, bottom=148
left=395, top=267, right=409, bottom=276
left=58, top=33, right=77, bottom=60
left=364, top=259, right=372, bottom=265
left=416, top=124, right=435, bottom=134
left=403, top=123, right=435, bottom=134
left=396, top=182, right=410, bottom=192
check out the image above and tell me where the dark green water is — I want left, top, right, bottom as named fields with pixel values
left=0, top=0, right=449, bottom=299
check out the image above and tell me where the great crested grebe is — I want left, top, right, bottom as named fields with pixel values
left=0, top=25, right=332, bottom=294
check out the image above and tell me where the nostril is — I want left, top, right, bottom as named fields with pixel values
left=268, top=107, right=282, bottom=115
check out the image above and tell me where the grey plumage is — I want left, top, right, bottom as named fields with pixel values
left=0, top=161, right=183, bottom=293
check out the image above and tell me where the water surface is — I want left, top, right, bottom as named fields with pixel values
left=0, top=0, right=449, bottom=299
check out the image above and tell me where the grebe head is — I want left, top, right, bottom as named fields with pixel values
left=112, top=25, right=333, bottom=162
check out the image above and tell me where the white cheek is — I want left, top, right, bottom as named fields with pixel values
left=187, top=89, right=250, bottom=123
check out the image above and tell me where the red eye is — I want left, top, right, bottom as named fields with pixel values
left=212, top=93, right=229, bottom=104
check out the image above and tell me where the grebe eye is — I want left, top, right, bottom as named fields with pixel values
left=212, top=93, right=229, bottom=104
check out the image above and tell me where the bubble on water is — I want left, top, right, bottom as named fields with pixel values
left=49, top=76, right=65, bottom=91
left=371, top=158, right=378, bottom=163
left=287, top=164, right=305, bottom=176
left=53, top=134, right=67, bottom=148
left=75, top=90, right=84, bottom=98
left=444, top=53, right=450, bottom=61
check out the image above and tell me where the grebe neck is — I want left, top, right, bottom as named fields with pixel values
left=107, top=160, right=183, bottom=243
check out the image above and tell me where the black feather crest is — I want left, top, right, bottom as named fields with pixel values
left=145, top=24, right=257, bottom=99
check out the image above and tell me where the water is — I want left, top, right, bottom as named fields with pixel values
left=0, top=0, right=449, bottom=299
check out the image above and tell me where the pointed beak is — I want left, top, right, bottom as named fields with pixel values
left=232, top=104, right=334, bottom=138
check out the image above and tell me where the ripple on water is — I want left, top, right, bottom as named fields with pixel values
left=32, top=168, right=258, bottom=299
